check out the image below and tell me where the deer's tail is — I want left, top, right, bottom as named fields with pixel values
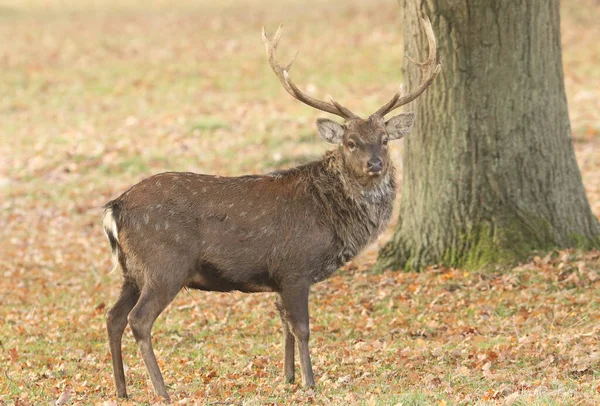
left=102, top=201, right=121, bottom=274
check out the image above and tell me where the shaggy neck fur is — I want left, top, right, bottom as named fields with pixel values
left=308, top=149, right=397, bottom=272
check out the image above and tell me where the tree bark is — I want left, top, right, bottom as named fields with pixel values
left=376, top=0, right=600, bottom=271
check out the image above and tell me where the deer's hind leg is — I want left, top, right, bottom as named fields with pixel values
left=106, top=280, right=140, bottom=398
left=127, top=269, right=185, bottom=400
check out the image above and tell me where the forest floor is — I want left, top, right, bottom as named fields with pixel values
left=1, top=0, right=599, bottom=404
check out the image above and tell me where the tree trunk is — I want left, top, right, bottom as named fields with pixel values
left=376, top=0, right=600, bottom=271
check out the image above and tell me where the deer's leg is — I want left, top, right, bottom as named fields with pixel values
left=106, top=280, right=140, bottom=398
left=276, top=298, right=296, bottom=383
left=128, top=282, right=180, bottom=400
left=280, top=284, right=314, bottom=387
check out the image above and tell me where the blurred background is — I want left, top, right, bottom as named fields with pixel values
left=1, top=0, right=599, bottom=404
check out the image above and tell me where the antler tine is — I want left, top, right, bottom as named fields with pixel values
left=262, top=26, right=292, bottom=96
left=374, top=16, right=442, bottom=118
left=328, top=95, right=358, bottom=119
left=262, top=26, right=359, bottom=120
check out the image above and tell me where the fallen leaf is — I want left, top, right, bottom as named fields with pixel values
left=55, top=388, right=71, bottom=405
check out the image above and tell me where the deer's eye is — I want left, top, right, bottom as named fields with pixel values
left=382, top=138, right=389, bottom=146
left=347, top=141, right=357, bottom=151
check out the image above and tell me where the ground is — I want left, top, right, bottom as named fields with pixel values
left=1, top=0, right=599, bottom=404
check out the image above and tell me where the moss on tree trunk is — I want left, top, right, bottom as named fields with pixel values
left=375, top=0, right=600, bottom=272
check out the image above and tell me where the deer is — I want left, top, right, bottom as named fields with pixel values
left=103, top=17, right=440, bottom=400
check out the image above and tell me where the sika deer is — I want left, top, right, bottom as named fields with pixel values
left=103, top=17, right=440, bottom=400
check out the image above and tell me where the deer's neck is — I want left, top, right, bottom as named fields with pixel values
left=317, top=150, right=397, bottom=265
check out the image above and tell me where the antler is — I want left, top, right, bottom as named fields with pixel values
left=374, top=16, right=442, bottom=117
left=262, top=26, right=360, bottom=120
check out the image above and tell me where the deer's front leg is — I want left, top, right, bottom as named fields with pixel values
left=276, top=298, right=296, bottom=383
left=280, top=283, right=314, bottom=387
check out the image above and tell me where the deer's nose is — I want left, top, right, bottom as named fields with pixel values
left=367, top=158, right=383, bottom=173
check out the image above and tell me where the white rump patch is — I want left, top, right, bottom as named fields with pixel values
left=103, top=208, right=119, bottom=243
left=102, top=208, right=120, bottom=273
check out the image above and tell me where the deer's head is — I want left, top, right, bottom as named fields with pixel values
left=262, top=17, right=441, bottom=184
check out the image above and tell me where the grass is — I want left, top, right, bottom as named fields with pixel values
left=1, top=0, right=600, bottom=405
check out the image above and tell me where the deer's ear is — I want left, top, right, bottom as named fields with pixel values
left=385, top=112, right=416, bottom=140
left=316, top=118, right=345, bottom=144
